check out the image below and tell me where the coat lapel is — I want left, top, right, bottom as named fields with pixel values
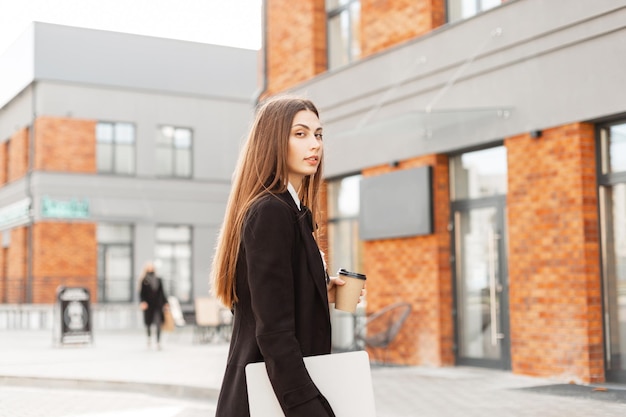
left=276, top=192, right=329, bottom=307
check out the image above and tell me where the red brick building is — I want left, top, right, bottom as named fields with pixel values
left=0, top=23, right=257, bottom=328
left=263, top=0, right=626, bottom=384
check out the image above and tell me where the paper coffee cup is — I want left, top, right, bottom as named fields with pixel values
left=335, top=269, right=366, bottom=313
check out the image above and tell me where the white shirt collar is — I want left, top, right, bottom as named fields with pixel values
left=287, top=182, right=301, bottom=210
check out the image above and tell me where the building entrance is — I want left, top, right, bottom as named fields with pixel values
left=452, top=197, right=510, bottom=369
left=598, top=122, right=626, bottom=383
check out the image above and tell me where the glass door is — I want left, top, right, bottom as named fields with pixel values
left=598, top=122, right=626, bottom=382
left=600, top=184, right=626, bottom=381
left=452, top=198, right=510, bottom=368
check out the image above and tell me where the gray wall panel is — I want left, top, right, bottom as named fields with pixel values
left=33, top=23, right=257, bottom=101
left=29, top=172, right=231, bottom=227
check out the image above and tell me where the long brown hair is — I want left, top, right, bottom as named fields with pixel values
left=211, top=96, right=324, bottom=307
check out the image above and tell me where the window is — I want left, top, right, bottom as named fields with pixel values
left=327, top=175, right=363, bottom=273
left=600, top=123, right=626, bottom=175
left=157, top=126, right=192, bottom=178
left=327, top=0, right=361, bottom=70
left=155, top=226, right=192, bottom=303
left=97, top=224, right=133, bottom=302
left=450, top=146, right=507, bottom=201
left=447, top=0, right=502, bottom=23
left=598, top=122, right=626, bottom=382
left=96, top=122, right=135, bottom=175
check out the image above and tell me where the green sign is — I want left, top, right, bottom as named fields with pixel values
left=41, top=197, right=89, bottom=219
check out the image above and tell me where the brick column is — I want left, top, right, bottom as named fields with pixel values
left=360, top=0, right=446, bottom=57
left=362, top=154, right=453, bottom=366
left=6, top=227, right=28, bottom=303
left=265, top=0, right=327, bottom=95
left=0, top=140, right=8, bottom=185
left=7, top=127, right=29, bottom=182
left=506, top=123, right=603, bottom=383
left=31, top=222, right=98, bottom=304
left=34, top=117, right=96, bottom=173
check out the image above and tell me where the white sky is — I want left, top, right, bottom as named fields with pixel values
left=0, top=0, right=262, bottom=56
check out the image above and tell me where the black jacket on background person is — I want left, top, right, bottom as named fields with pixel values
left=140, top=272, right=168, bottom=326
left=215, top=191, right=335, bottom=417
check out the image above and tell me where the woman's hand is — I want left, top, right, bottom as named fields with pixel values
left=326, top=277, right=366, bottom=304
left=327, top=276, right=366, bottom=305
left=139, top=301, right=148, bottom=311
left=326, top=276, right=345, bottom=304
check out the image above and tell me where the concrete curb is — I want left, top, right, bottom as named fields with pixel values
left=0, top=375, right=220, bottom=402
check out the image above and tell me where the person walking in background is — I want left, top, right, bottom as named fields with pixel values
left=211, top=96, right=345, bottom=417
left=139, top=262, right=168, bottom=350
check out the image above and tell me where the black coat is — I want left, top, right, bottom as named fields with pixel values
left=140, top=273, right=167, bottom=325
left=215, top=191, right=334, bottom=417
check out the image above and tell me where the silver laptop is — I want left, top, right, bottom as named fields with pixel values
left=245, top=350, right=376, bottom=417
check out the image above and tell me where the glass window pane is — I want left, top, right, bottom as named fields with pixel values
left=448, top=0, right=501, bottom=23
left=461, top=0, right=477, bottom=18
left=97, top=224, right=132, bottom=243
left=98, top=244, right=132, bottom=302
left=174, top=243, right=191, bottom=258
left=96, top=123, right=113, bottom=143
left=174, top=258, right=192, bottom=303
left=174, top=128, right=192, bottom=149
left=97, top=143, right=113, bottom=172
left=157, top=148, right=173, bottom=176
left=455, top=206, right=501, bottom=359
left=157, top=226, right=191, bottom=242
left=327, top=175, right=363, bottom=274
left=159, top=126, right=174, bottom=145
left=326, top=0, right=350, bottom=10
left=328, top=220, right=354, bottom=273
left=350, top=2, right=361, bottom=59
left=448, top=0, right=476, bottom=22
left=155, top=227, right=192, bottom=303
left=115, top=145, right=135, bottom=174
left=601, top=183, right=626, bottom=371
left=609, top=124, right=626, bottom=173
left=157, top=258, right=175, bottom=297
left=175, top=149, right=192, bottom=177
left=328, top=14, right=348, bottom=69
left=115, top=123, right=135, bottom=144
left=451, top=146, right=507, bottom=200
left=339, top=175, right=360, bottom=217
left=481, top=0, right=501, bottom=12
left=156, top=244, right=173, bottom=258
left=328, top=175, right=361, bottom=218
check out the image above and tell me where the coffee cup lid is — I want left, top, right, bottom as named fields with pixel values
left=338, top=269, right=366, bottom=280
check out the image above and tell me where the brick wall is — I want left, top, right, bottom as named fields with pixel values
left=31, top=222, right=98, bottom=304
left=361, top=154, right=453, bottom=366
left=0, top=140, right=7, bottom=185
left=361, top=0, right=445, bottom=57
left=506, top=123, right=603, bottom=383
left=34, top=117, right=96, bottom=173
left=8, top=127, right=29, bottom=182
left=265, top=0, right=327, bottom=95
left=5, top=227, right=28, bottom=303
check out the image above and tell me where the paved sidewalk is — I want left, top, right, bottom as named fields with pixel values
left=1, top=328, right=625, bottom=416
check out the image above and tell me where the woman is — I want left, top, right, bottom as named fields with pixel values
left=211, top=96, right=343, bottom=416
left=139, top=262, right=168, bottom=350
